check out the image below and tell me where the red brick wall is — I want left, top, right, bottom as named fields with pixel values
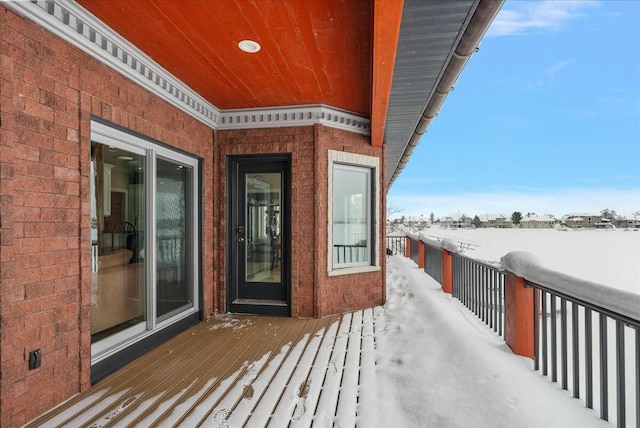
left=314, top=126, right=386, bottom=317
left=216, top=125, right=386, bottom=318
left=0, top=7, right=214, bottom=426
left=215, top=127, right=317, bottom=318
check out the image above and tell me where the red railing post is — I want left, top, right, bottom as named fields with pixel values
left=441, top=249, right=452, bottom=294
left=504, top=272, right=535, bottom=358
left=405, top=236, right=411, bottom=259
left=418, top=240, right=425, bottom=269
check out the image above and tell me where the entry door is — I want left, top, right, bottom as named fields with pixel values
left=228, top=156, right=290, bottom=316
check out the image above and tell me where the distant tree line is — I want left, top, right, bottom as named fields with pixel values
left=389, top=207, right=639, bottom=231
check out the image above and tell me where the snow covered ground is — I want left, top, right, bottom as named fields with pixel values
left=375, top=255, right=615, bottom=427
left=418, top=228, right=640, bottom=295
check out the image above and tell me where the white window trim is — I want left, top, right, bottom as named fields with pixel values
left=327, top=150, right=380, bottom=275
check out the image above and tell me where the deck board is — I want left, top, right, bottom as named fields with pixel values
left=335, top=310, right=363, bottom=426
left=312, top=312, right=352, bottom=426
left=286, top=316, right=341, bottom=428
left=260, top=316, right=337, bottom=427
left=25, top=312, right=376, bottom=428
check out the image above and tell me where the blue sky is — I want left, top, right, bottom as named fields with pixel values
left=387, top=0, right=640, bottom=218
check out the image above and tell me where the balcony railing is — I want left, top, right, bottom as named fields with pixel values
left=409, top=235, right=419, bottom=265
left=452, top=253, right=505, bottom=338
left=385, top=235, right=406, bottom=257
left=505, top=255, right=640, bottom=428
left=423, top=240, right=442, bottom=285
left=395, top=233, right=640, bottom=428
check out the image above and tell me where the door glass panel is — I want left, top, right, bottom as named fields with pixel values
left=90, top=142, right=146, bottom=343
left=156, top=158, right=193, bottom=319
left=245, top=173, right=281, bottom=283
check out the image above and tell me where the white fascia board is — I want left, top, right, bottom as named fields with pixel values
left=5, top=1, right=370, bottom=136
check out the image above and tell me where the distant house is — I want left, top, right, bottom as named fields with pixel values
left=478, top=213, right=512, bottom=228
left=442, top=213, right=473, bottom=229
left=520, top=214, right=557, bottom=229
left=562, top=213, right=601, bottom=229
left=593, top=218, right=616, bottom=229
left=405, top=215, right=429, bottom=230
left=621, top=213, right=640, bottom=229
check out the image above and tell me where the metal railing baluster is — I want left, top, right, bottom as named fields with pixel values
left=534, top=288, right=540, bottom=371
left=484, top=267, right=489, bottom=323
left=585, top=308, right=593, bottom=409
left=572, top=302, right=579, bottom=398
left=616, top=320, right=625, bottom=428
left=636, top=327, right=640, bottom=428
left=561, top=298, right=568, bottom=390
left=542, top=289, right=548, bottom=376
left=551, top=295, right=558, bottom=383
left=498, top=275, right=503, bottom=337
left=491, top=269, right=496, bottom=331
left=600, top=313, right=608, bottom=421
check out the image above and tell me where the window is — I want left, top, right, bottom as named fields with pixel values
left=328, top=150, right=380, bottom=275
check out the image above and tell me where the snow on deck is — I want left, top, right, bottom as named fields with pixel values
left=26, top=257, right=614, bottom=427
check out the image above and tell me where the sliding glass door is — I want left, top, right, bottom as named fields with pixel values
left=90, top=121, right=200, bottom=363
left=156, top=157, right=194, bottom=321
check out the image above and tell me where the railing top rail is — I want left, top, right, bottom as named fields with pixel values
left=420, top=237, right=442, bottom=249
left=452, top=252, right=502, bottom=274
left=526, top=278, right=640, bottom=328
left=386, top=232, right=406, bottom=238
left=502, top=251, right=640, bottom=324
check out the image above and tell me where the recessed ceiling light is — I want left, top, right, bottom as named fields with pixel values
left=116, top=156, right=133, bottom=161
left=238, top=39, right=261, bottom=53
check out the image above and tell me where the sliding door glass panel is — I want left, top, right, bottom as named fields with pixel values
left=156, top=158, right=194, bottom=320
left=90, top=142, right=146, bottom=343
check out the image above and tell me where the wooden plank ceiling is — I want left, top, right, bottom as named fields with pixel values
left=77, top=0, right=375, bottom=116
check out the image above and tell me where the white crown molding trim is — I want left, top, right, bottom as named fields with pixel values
left=6, top=0, right=221, bottom=128
left=5, top=0, right=371, bottom=136
left=218, top=105, right=370, bottom=135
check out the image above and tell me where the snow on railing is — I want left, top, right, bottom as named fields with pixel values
left=424, top=233, right=480, bottom=253
left=502, top=252, right=640, bottom=428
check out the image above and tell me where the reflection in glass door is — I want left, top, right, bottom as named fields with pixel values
left=90, top=142, right=146, bottom=343
left=90, top=120, right=200, bottom=363
left=245, top=173, right=281, bottom=284
left=156, top=158, right=193, bottom=320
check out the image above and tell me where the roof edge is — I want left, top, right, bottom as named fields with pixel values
left=387, top=0, right=505, bottom=190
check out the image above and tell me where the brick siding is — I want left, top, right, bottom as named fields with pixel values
left=0, top=7, right=214, bottom=426
left=216, top=126, right=386, bottom=318
left=314, top=126, right=386, bottom=317
left=215, top=126, right=317, bottom=317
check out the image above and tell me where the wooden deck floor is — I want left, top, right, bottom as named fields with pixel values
left=27, top=309, right=378, bottom=427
